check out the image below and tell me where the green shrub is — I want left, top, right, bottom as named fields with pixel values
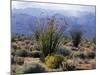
left=15, top=62, right=46, bottom=74
left=70, top=30, right=82, bottom=47
left=56, top=47, right=71, bottom=56
left=31, top=50, right=42, bottom=58
left=65, top=64, right=76, bottom=71
left=18, top=63, right=46, bottom=74
left=33, top=18, right=66, bottom=57
left=61, top=60, right=76, bottom=71
left=45, top=54, right=64, bottom=69
left=15, top=66, right=24, bottom=74
left=74, top=51, right=86, bottom=59
left=11, top=37, right=16, bottom=42
left=15, top=57, right=24, bottom=65
left=87, top=51, right=95, bottom=59
left=11, top=55, right=16, bottom=64
left=62, top=36, right=71, bottom=45
left=15, top=50, right=29, bottom=57
left=11, top=49, right=15, bottom=56
left=74, top=51, right=81, bottom=57
left=93, top=37, right=96, bottom=44
left=12, top=44, right=18, bottom=50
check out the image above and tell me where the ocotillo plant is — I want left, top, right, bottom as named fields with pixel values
left=33, top=17, right=66, bottom=57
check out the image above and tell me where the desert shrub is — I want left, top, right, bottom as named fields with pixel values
left=15, top=65, right=24, bottom=74
left=70, top=30, right=82, bottom=47
left=92, top=37, right=96, bottom=44
left=65, top=64, right=76, bottom=71
left=15, top=50, right=29, bottom=57
left=11, top=49, right=15, bottom=56
left=11, top=44, right=18, bottom=50
left=61, top=60, right=76, bottom=71
left=87, top=51, right=96, bottom=59
left=74, top=51, right=86, bottom=59
left=74, top=51, right=81, bottom=57
left=31, top=50, right=42, bottom=58
left=56, top=47, right=71, bottom=56
left=11, top=33, right=18, bottom=42
left=45, top=54, right=64, bottom=69
left=62, top=36, right=71, bottom=45
left=30, top=44, right=40, bottom=51
left=29, top=46, right=35, bottom=51
left=21, top=63, right=46, bottom=74
left=33, top=18, right=66, bottom=57
left=11, top=37, right=16, bottom=42
left=15, top=57, right=24, bottom=65
left=11, top=55, right=16, bottom=64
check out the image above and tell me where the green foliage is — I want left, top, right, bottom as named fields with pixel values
left=11, top=55, right=16, bottom=64
left=16, top=63, right=46, bottom=74
left=74, top=51, right=86, bottom=59
left=64, top=64, right=76, bottom=71
left=56, top=47, right=71, bottom=56
left=31, top=50, right=42, bottom=58
left=11, top=49, right=15, bottom=56
left=70, top=31, right=82, bottom=47
left=87, top=51, right=95, bottom=59
left=33, top=18, right=66, bottom=57
left=15, top=57, right=24, bottom=65
left=15, top=50, right=29, bottom=57
left=74, top=51, right=81, bottom=57
left=93, top=37, right=96, bottom=44
left=45, top=54, right=64, bottom=69
left=62, top=36, right=71, bottom=45
left=16, top=66, right=24, bottom=74
left=61, top=60, right=76, bottom=71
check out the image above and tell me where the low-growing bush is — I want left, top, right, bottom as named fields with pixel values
left=11, top=49, right=15, bottom=56
left=56, top=47, right=71, bottom=56
left=66, top=64, right=76, bottom=71
left=15, top=50, right=29, bottom=57
left=11, top=44, right=18, bottom=50
left=20, top=63, right=46, bottom=74
left=61, top=60, right=76, bottom=71
left=45, top=54, right=64, bottom=69
left=92, top=37, right=96, bottom=44
left=11, top=55, right=16, bottom=64
left=74, top=51, right=86, bottom=59
left=15, top=66, right=24, bottom=74
left=87, top=51, right=96, bottom=59
left=15, top=57, right=24, bottom=65
left=31, top=50, right=42, bottom=58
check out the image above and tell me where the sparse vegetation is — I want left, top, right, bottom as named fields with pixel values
left=22, top=63, right=46, bottom=74
left=56, top=47, right=71, bottom=56
left=15, top=57, right=24, bottom=65
left=61, top=59, right=76, bottom=71
left=93, top=37, right=96, bottom=44
left=70, top=30, right=82, bottom=47
left=15, top=50, right=29, bottom=57
left=31, top=50, right=42, bottom=58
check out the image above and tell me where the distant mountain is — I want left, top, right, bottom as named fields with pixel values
left=11, top=13, right=35, bottom=34
left=11, top=7, right=96, bottom=38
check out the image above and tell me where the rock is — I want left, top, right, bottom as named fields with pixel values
left=76, top=64, right=92, bottom=70
left=71, top=47, right=79, bottom=51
